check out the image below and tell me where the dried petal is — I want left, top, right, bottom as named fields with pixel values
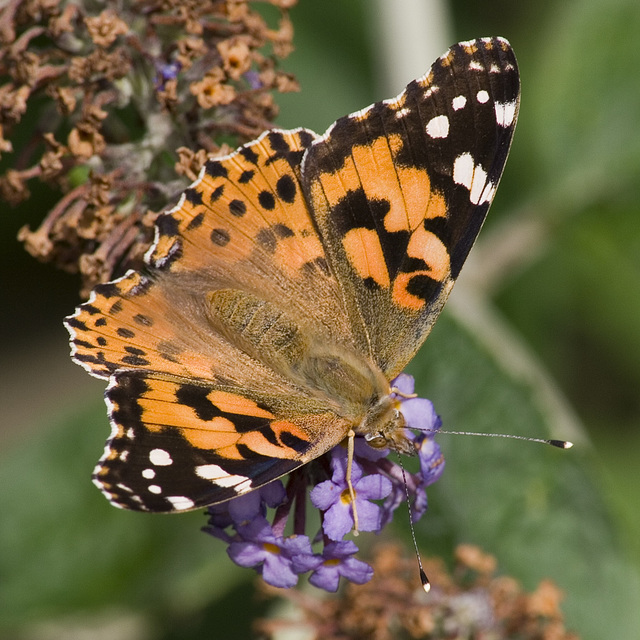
left=85, top=10, right=128, bottom=48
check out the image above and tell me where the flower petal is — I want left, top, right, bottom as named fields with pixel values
left=355, top=473, right=392, bottom=501
left=228, top=541, right=266, bottom=567
left=391, top=373, right=415, bottom=395
left=309, top=565, right=341, bottom=592
left=262, top=554, right=299, bottom=588
left=352, top=498, right=382, bottom=533
left=339, top=556, right=374, bottom=584
left=400, top=397, right=438, bottom=432
left=310, top=479, right=342, bottom=511
left=322, top=501, right=353, bottom=541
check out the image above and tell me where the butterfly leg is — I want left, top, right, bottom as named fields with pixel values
left=390, top=385, right=418, bottom=400
left=346, top=427, right=360, bottom=534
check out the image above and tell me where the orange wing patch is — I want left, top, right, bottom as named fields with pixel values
left=67, top=271, right=220, bottom=381
left=308, top=133, right=450, bottom=311
left=149, top=129, right=329, bottom=283
left=107, top=372, right=313, bottom=461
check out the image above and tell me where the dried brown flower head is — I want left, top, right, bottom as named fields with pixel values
left=2, top=0, right=298, bottom=297
left=256, top=544, right=580, bottom=640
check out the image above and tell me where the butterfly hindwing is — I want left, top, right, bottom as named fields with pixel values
left=301, top=37, right=520, bottom=377
left=96, top=370, right=351, bottom=511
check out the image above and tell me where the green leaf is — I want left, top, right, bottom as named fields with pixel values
left=404, top=310, right=640, bottom=640
left=0, top=402, right=252, bottom=635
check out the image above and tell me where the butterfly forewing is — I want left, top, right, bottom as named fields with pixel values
left=301, top=37, right=520, bottom=377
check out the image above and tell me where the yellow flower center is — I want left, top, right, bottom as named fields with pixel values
left=323, top=558, right=341, bottom=567
left=340, top=488, right=354, bottom=504
left=263, top=542, right=280, bottom=555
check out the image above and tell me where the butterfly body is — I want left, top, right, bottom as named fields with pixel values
left=66, top=37, right=520, bottom=513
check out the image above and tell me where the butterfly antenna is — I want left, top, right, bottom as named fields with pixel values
left=398, top=455, right=430, bottom=592
left=432, top=429, right=573, bottom=449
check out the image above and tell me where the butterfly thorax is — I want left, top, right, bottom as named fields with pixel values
left=208, top=287, right=414, bottom=455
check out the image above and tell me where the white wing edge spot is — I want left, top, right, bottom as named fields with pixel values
left=469, top=60, right=484, bottom=72
left=235, top=479, right=253, bottom=494
left=453, top=153, right=493, bottom=205
left=196, top=463, right=253, bottom=490
left=426, top=114, right=450, bottom=139
left=495, top=100, right=517, bottom=127
left=382, top=94, right=405, bottom=107
left=348, top=103, right=375, bottom=121
left=166, top=496, right=195, bottom=510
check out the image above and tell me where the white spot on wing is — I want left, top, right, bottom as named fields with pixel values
left=476, top=90, right=490, bottom=104
left=495, top=101, right=517, bottom=127
left=235, top=479, right=253, bottom=494
left=426, top=114, right=449, bottom=139
left=453, top=153, right=474, bottom=190
left=196, top=463, right=253, bottom=489
left=142, top=468, right=155, bottom=479
left=469, top=60, right=483, bottom=71
left=452, top=95, right=467, bottom=111
left=149, top=448, right=172, bottom=466
left=479, top=181, right=497, bottom=204
left=453, top=153, right=494, bottom=205
left=166, top=496, right=195, bottom=510
left=423, top=85, right=439, bottom=98
left=148, top=484, right=162, bottom=494
left=395, top=107, right=410, bottom=119
left=469, top=165, right=488, bottom=205
left=383, top=95, right=405, bottom=107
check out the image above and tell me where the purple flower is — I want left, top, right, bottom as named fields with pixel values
left=292, top=540, right=373, bottom=592
left=310, top=448, right=392, bottom=540
left=205, top=480, right=286, bottom=541
left=417, top=429, right=446, bottom=486
left=228, top=515, right=313, bottom=588
left=155, top=60, right=181, bottom=89
left=227, top=479, right=286, bottom=525
left=392, top=374, right=440, bottom=434
left=243, top=70, right=262, bottom=89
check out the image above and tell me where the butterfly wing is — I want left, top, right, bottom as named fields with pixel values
left=301, top=37, right=520, bottom=377
left=66, top=130, right=358, bottom=511
left=95, top=370, right=350, bottom=511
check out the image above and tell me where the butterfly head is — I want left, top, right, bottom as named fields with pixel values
left=359, top=393, right=417, bottom=457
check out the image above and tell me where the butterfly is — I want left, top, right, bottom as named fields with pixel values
left=65, top=37, right=520, bottom=513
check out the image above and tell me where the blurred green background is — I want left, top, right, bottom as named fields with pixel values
left=2, top=0, right=639, bottom=638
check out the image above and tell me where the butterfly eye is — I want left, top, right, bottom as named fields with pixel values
left=365, top=433, right=388, bottom=449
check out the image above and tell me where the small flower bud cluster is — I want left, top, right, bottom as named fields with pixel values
left=1, top=0, right=298, bottom=296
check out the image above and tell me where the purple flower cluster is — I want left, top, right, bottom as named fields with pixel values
left=204, top=374, right=444, bottom=591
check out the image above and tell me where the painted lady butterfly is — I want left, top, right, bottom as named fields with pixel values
left=66, top=37, right=520, bottom=513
